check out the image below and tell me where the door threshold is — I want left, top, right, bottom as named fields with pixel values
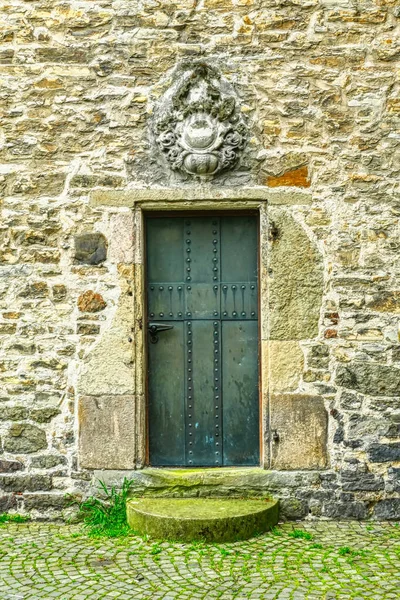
left=127, top=467, right=273, bottom=499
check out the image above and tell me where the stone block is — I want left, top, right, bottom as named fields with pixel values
left=78, top=396, right=136, bottom=469
left=0, top=459, right=24, bottom=473
left=336, top=363, right=400, bottom=397
left=0, top=494, right=17, bottom=512
left=388, top=468, right=400, bottom=493
left=77, top=290, right=107, bottom=313
left=0, top=475, right=52, bottom=492
left=279, top=497, right=308, bottom=520
left=23, top=493, right=68, bottom=510
left=366, top=291, right=400, bottom=313
left=323, top=502, right=367, bottom=520
left=341, top=472, right=384, bottom=491
left=267, top=209, right=323, bottom=340
left=89, top=187, right=313, bottom=207
left=270, top=394, right=328, bottom=470
left=18, top=282, right=48, bottom=298
left=3, top=424, right=47, bottom=453
left=77, top=323, right=100, bottom=335
left=392, top=346, right=400, bottom=362
left=339, top=391, right=362, bottom=410
left=78, top=276, right=134, bottom=396
left=263, top=340, right=304, bottom=392
left=108, top=212, right=135, bottom=264
left=30, top=407, right=61, bottom=423
left=30, top=455, right=67, bottom=469
left=74, top=233, right=107, bottom=265
left=0, top=323, right=17, bottom=334
left=0, top=406, right=29, bottom=421
left=368, top=443, right=400, bottom=463
left=373, top=499, right=400, bottom=520
left=52, top=284, right=67, bottom=302
left=265, top=166, right=311, bottom=188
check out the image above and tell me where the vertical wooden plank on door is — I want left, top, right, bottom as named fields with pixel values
left=148, top=323, right=186, bottom=465
left=147, top=217, right=185, bottom=465
left=220, top=216, right=259, bottom=466
left=222, top=320, right=259, bottom=465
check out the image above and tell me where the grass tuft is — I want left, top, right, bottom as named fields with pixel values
left=288, top=529, right=313, bottom=541
left=76, top=478, right=134, bottom=538
left=338, top=546, right=363, bottom=558
left=0, top=514, right=30, bottom=524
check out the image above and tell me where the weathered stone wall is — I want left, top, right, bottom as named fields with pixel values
left=0, top=0, right=399, bottom=520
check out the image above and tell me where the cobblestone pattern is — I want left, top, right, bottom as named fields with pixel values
left=0, top=0, right=400, bottom=519
left=0, top=522, right=399, bottom=599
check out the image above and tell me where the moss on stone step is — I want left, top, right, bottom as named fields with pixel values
left=126, top=497, right=279, bottom=542
left=126, top=467, right=278, bottom=498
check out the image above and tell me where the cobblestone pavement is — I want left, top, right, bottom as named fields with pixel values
left=0, top=522, right=399, bottom=599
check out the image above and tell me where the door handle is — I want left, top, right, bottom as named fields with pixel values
left=148, top=322, right=174, bottom=344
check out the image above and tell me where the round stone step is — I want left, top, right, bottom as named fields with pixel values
left=126, top=497, right=279, bottom=542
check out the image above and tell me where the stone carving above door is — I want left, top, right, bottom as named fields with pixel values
left=151, top=62, right=248, bottom=179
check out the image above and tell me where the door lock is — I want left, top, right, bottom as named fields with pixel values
left=148, top=322, right=174, bottom=344
left=273, top=430, right=280, bottom=443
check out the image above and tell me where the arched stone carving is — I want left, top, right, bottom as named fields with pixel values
left=151, top=62, right=248, bottom=179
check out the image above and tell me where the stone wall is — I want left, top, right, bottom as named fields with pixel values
left=0, top=0, right=399, bottom=521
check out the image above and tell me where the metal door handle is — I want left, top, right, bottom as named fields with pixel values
left=148, top=322, right=174, bottom=344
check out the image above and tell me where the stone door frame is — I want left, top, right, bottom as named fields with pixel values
left=80, top=186, right=325, bottom=472
left=132, top=194, right=269, bottom=469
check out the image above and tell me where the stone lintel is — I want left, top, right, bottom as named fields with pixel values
left=89, top=187, right=312, bottom=208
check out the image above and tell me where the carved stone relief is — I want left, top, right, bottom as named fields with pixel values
left=151, top=62, right=248, bottom=179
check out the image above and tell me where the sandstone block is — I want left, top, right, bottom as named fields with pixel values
left=78, top=395, right=136, bottom=469
left=78, top=280, right=134, bottom=395
left=267, top=209, right=324, bottom=340
left=263, top=340, right=304, bottom=392
left=270, top=394, right=328, bottom=470
left=108, top=212, right=135, bottom=264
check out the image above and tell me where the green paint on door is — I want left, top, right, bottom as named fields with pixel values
left=146, top=215, right=259, bottom=467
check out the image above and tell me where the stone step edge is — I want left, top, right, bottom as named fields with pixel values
left=126, top=497, right=279, bottom=542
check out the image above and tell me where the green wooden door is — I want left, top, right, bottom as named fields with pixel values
left=146, top=215, right=259, bottom=467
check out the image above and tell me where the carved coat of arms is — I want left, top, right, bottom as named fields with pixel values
left=151, top=63, right=248, bottom=179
